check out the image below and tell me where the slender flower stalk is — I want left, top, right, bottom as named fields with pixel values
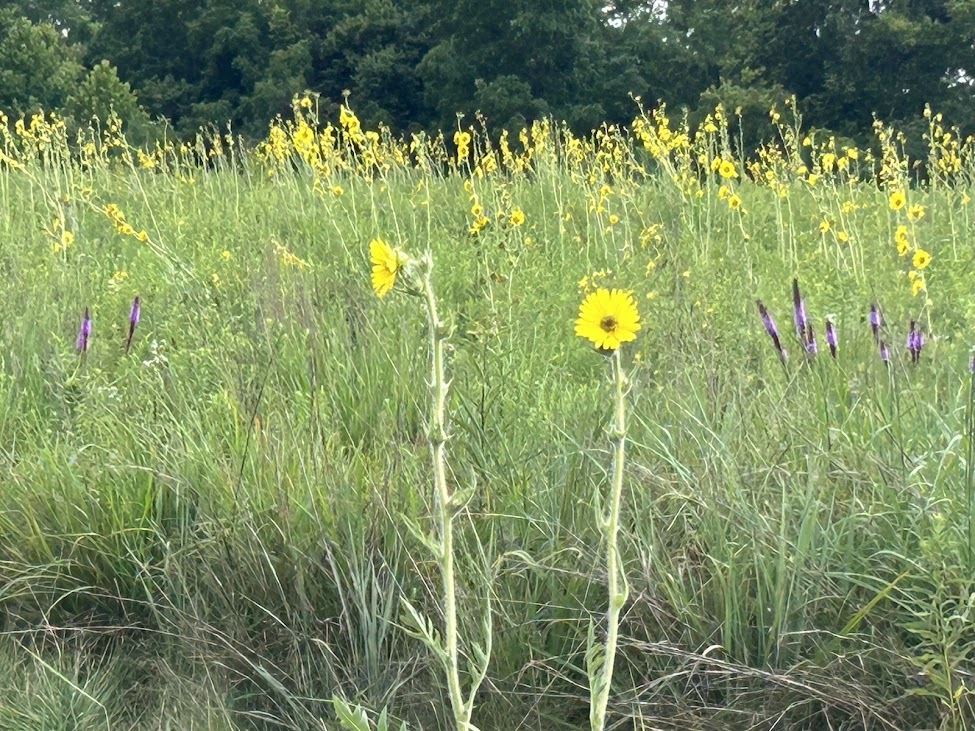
left=417, top=255, right=488, bottom=731
left=76, top=307, right=91, bottom=353
left=869, top=303, right=881, bottom=342
left=124, top=295, right=140, bottom=354
left=825, top=319, right=837, bottom=359
left=588, top=347, right=630, bottom=731
left=756, top=300, right=787, bottom=362
left=369, top=243, right=489, bottom=731
left=967, top=349, right=975, bottom=570
left=792, top=278, right=807, bottom=343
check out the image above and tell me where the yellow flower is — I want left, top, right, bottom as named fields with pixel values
left=846, top=147, right=859, bottom=160
left=728, top=194, right=742, bottom=210
left=888, top=190, right=906, bottom=211
left=907, top=204, right=925, bottom=221
left=718, top=160, right=737, bottom=179
left=509, top=208, right=526, bottom=226
left=135, top=229, right=148, bottom=242
left=912, top=275, right=926, bottom=297
left=369, top=238, right=408, bottom=297
left=61, top=230, right=74, bottom=248
left=912, top=249, right=932, bottom=269
left=574, top=288, right=641, bottom=351
left=717, top=184, right=730, bottom=200
left=608, top=214, right=619, bottom=225
left=897, top=239, right=909, bottom=256
left=221, top=250, right=231, bottom=261
left=818, top=219, right=831, bottom=234
left=837, top=230, right=850, bottom=243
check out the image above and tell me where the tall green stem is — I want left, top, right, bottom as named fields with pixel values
left=591, top=348, right=630, bottom=731
left=419, top=264, right=470, bottom=731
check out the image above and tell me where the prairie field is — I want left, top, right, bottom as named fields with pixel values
left=2, top=102, right=975, bottom=730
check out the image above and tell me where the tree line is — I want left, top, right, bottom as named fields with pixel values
left=3, top=0, right=974, bottom=147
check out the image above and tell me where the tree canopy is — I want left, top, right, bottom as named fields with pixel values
left=1, top=0, right=972, bottom=144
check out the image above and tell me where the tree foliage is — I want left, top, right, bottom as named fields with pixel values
left=0, top=0, right=972, bottom=144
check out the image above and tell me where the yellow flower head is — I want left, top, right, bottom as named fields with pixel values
left=818, top=219, right=831, bottom=234
left=728, top=194, right=742, bottom=210
left=369, top=238, right=408, bottom=297
left=912, top=248, right=932, bottom=270
left=718, top=160, right=737, bottom=179
left=888, top=190, right=906, bottom=211
left=509, top=207, right=526, bottom=226
left=911, top=275, right=926, bottom=297
left=574, top=288, right=641, bottom=351
left=907, top=204, right=925, bottom=221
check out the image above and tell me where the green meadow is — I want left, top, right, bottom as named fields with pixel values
left=2, top=106, right=975, bottom=730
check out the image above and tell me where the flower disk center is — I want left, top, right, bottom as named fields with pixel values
left=599, top=315, right=618, bottom=333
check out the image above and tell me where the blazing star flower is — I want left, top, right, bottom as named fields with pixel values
left=825, top=319, right=837, bottom=359
left=907, top=320, right=924, bottom=364
left=869, top=304, right=881, bottom=342
left=792, top=278, right=807, bottom=342
left=880, top=340, right=891, bottom=366
left=805, top=321, right=817, bottom=355
left=125, top=295, right=140, bottom=354
left=756, top=300, right=786, bottom=361
left=76, top=307, right=91, bottom=353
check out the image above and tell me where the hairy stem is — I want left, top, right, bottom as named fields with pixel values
left=591, top=348, right=630, bottom=731
left=420, top=264, right=470, bottom=731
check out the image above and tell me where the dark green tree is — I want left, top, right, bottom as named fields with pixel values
left=0, top=9, right=83, bottom=116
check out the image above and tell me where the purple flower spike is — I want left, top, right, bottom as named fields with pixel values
left=756, top=299, right=787, bottom=361
left=907, top=320, right=924, bottom=364
left=76, top=307, right=91, bottom=353
left=869, top=303, right=881, bottom=342
left=825, top=319, right=837, bottom=359
left=880, top=340, right=891, bottom=366
left=125, top=295, right=141, bottom=354
left=805, top=321, right=818, bottom=355
left=792, top=278, right=807, bottom=342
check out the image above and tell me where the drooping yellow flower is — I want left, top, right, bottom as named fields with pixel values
left=907, top=204, right=925, bottom=221
left=717, top=184, right=731, bottom=200
left=728, top=194, right=742, bottom=210
left=912, top=275, right=926, bottom=297
left=369, top=238, right=407, bottom=297
left=888, top=190, right=906, bottom=211
left=837, top=230, right=850, bottom=243
left=912, top=249, right=932, bottom=270
left=575, top=288, right=641, bottom=351
left=718, top=160, right=737, bottom=179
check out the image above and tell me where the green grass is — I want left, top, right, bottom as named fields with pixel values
left=2, top=111, right=975, bottom=729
